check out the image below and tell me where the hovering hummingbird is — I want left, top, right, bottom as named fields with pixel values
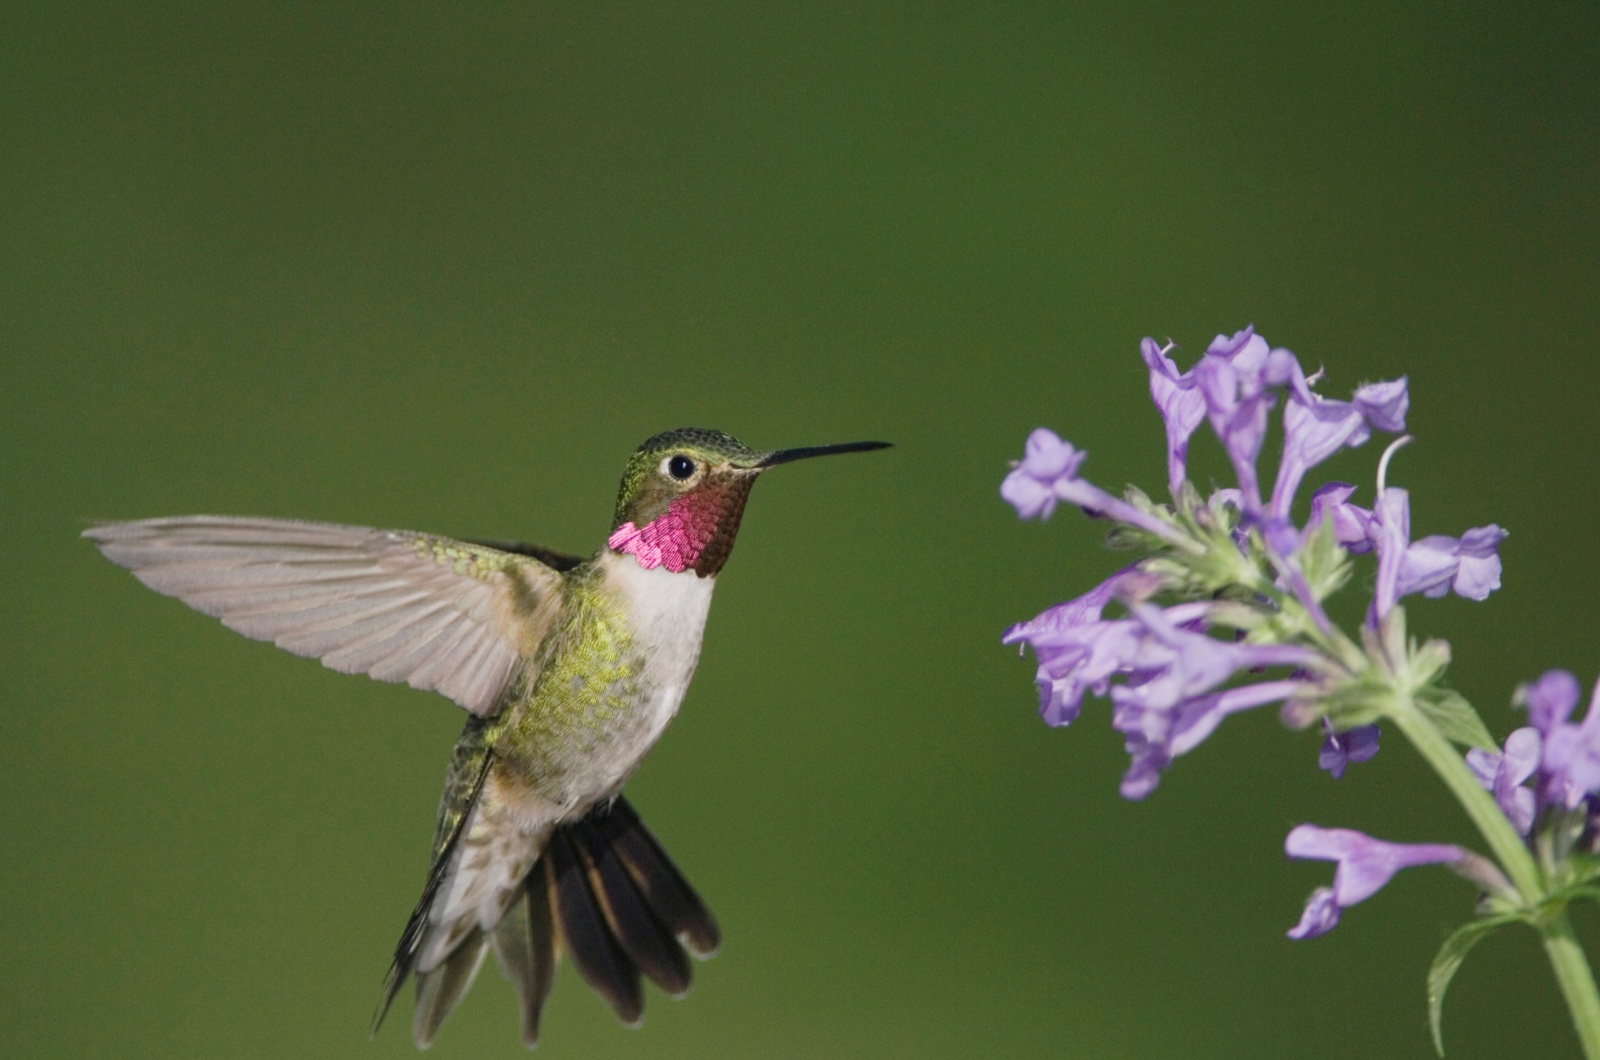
left=84, top=427, right=889, bottom=1048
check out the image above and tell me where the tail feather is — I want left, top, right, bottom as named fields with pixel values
left=413, top=930, right=489, bottom=1049
left=373, top=793, right=718, bottom=1046
left=593, top=798, right=721, bottom=958
left=548, top=829, right=645, bottom=1025
left=489, top=864, right=558, bottom=1047
left=570, top=819, right=691, bottom=995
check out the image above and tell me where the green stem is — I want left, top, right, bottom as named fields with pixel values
left=1390, top=696, right=1600, bottom=1059
left=1387, top=695, right=1543, bottom=900
left=1542, top=914, right=1600, bottom=1060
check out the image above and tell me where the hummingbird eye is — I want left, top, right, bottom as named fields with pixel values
left=666, top=455, right=697, bottom=481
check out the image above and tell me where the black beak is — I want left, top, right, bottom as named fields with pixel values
left=755, top=440, right=893, bottom=468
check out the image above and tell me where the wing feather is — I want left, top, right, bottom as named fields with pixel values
left=85, top=515, right=569, bottom=716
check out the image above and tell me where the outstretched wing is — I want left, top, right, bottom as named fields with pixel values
left=84, top=516, right=569, bottom=716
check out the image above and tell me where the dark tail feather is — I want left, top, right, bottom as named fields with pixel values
left=490, top=864, right=558, bottom=1047
left=591, top=797, right=721, bottom=958
left=548, top=829, right=645, bottom=1025
left=570, top=819, right=692, bottom=995
left=413, top=931, right=489, bottom=1049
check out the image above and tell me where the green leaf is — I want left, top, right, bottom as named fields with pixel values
left=1428, top=914, right=1521, bottom=1055
left=1298, top=517, right=1352, bottom=601
left=1409, top=637, right=1453, bottom=686
left=1414, top=687, right=1497, bottom=751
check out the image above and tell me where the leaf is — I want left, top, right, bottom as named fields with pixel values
left=1299, top=518, right=1353, bottom=601
left=1409, top=638, right=1453, bottom=686
left=1415, top=688, right=1498, bottom=751
left=1427, top=914, right=1520, bottom=1055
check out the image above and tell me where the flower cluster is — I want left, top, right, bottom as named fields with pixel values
left=1001, top=328, right=1517, bottom=927
left=1002, top=328, right=1600, bottom=1054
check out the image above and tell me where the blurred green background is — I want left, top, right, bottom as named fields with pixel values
left=4, top=3, right=1598, bottom=1057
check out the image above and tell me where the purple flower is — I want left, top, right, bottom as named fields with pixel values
left=1137, top=326, right=1406, bottom=528
left=1006, top=588, right=1319, bottom=794
left=1319, top=722, right=1381, bottom=779
left=1306, top=483, right=1374, bottom=552
left=1368, top=487, right=1412, bottom=624
left=1517, top=672, right=1600, bottom=811
left=1366, top=487, right=1507, bottom=626
left=1540, top=728, right=1600, bottom=813
left=1003, top=567, right=1151, bottom=726
left=1285, top=826, right=1467, bottom=939
left=1002, top=429, right=1191, bottom=547
left=1269, top=378, right=1408, bottom=523
left=1352, top=378, right=1410, bottom=433
left=1001, top=429, right=1086, bottom=520
left=1142, top=338, right=1208, bottom=498
left=1466, top=727, right=1540, bottom=835
left=1398, top=525, right=1508, bottom=601
left=1193, top=332, right=1279, bottom=514
left=1105, top=604, right=1318, bottom=797
left=1118, top=678, right=1309, bottom=799
left=1519, top=670, right=1582, bottom=733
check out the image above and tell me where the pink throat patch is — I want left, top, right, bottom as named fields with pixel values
left=608, top=494, right=720, bottom=573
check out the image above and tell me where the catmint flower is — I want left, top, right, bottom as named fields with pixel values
left=1269, top=378, right=1408, bottom=523
left=1000, top=428, right=1084, bottom=520
left=1110, top=603, right=1319, bottom=717
left=1367, top=486, right=1507, bottom=626
left=1517, top=671, right=1600, bottom=811
left=1006, top=588, right=1320, bottom=794
left=1465, top=728, right=1540, bottom=835
left=1181, top=327, right=1406, bottom=546
left=1117, top=677, right=1310, bottom=799
left=1141, top=338, right=1207, bottom=498
left=1519, top=669, right=1582, bottom=733
left=1319, top=722, right=1380, bottom=780
left=1368, top=487, right=1412, bottom=624
left=1285, top=826, right=1469, bottom=939
left=1001, top=429, right=1191, bottom=547
left=1306, top=483, right=1374, bottom=552
left=993, top=332, right=1600, bottom=1055
left=1193, top=331, right=1279, bottom=514
left=1398, top=525, right=1508, bottom=601
left=1002, top=567, right=1149, bottom=726
left=1006, top=332, right=1508, bottom=813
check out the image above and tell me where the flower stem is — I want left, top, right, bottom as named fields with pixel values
left=1386, top=695, right=1543, bottom=899
left=1541, top=913, right=1600, bottom=1060
left=1389, top=696, right=1600, bottom=1059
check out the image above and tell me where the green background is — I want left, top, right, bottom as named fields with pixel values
left=5, top=4, right=1598, bottom=1057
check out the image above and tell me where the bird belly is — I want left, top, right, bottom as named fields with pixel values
left=496, top=553, right=714, bottom=814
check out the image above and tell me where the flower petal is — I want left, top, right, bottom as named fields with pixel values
left=1307, top=483, right=1374, bottom=553
left=1398, top=534, right=1464, bottom=599
left=1319, top=723, right=1380, bottom=779
left=1517, top=670, right=1581, bottom=734
left=1001, top=428, right=1088, bottom=520
left=1367, top=487, right=1411, bottom=624
left=1285, top=825, right=1465, bottom=907
left=1352, top=377, right=1409, bottom=432
left=1001, top=469, right=1057, bottom=520
left=1271, top=397, right=1369, bottom=520
left=1287, top=887, right=1342, bottom=940
left=1452, top=525, right=1508, bottom=600
left=1142, top=338, right=1207, bottom=498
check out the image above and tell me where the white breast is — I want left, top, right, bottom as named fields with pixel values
left=600, top=551, right=716, bottom=767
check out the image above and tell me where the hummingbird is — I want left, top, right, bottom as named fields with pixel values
left=84, top=427, right=889, bottom=1048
